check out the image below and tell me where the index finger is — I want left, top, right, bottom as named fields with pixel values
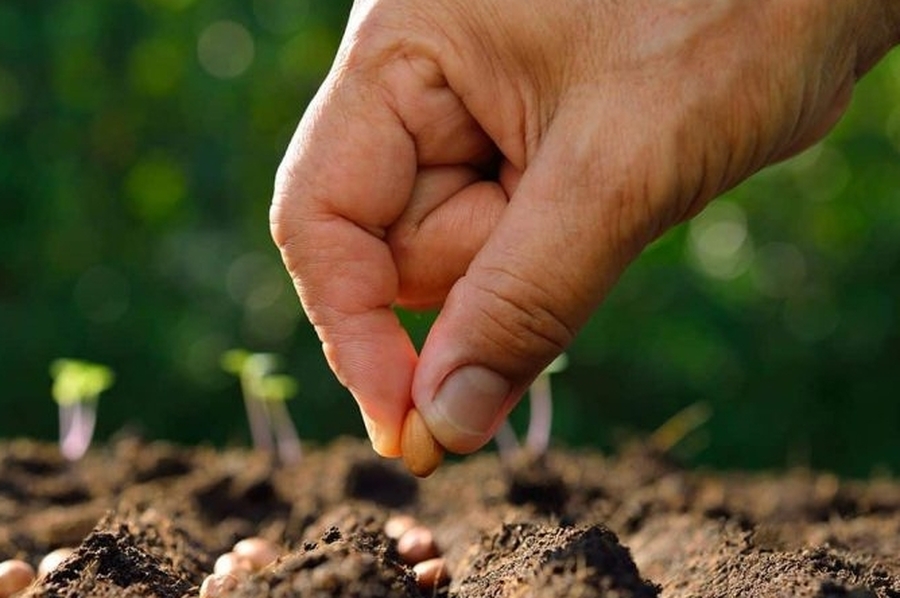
left=271, top=74, right=418, bottom=457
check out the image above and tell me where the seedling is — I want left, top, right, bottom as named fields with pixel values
left=49, top=358, right=115, bottom=461
left=493, top=353, right=568, bottom=462
left=221, top=349, right=302, bottom=464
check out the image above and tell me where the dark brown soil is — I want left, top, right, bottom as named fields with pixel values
left=3, top=435, right=900, bottom=597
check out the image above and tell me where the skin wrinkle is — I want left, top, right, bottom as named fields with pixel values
left=470, top=265, right=578, bottom=358
left=392, top=167, right=480, bottom=234
left=470, top=285, right=571, bottom=373
left=379, top=56, right=469, bottom=165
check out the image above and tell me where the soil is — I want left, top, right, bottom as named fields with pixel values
left=3, top=434, right=900, bottom=597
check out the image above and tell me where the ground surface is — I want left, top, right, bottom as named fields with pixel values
left=3, top=435, right=900, bottom=597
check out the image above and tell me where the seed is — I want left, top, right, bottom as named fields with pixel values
left=396, top=525, right=439, bottom=565
left=199, top=573, right=239, bottom=598
left=413, top=557, right=450, bottom=590
left=400, top=408, right=444, bottom=478
left=384, top=514, right=417, bottom=540
left=231, top=537, right=280, bottom=571
left=0, top=559, right=36, bottom=598
left=38, top=548, right=74, bottom=577
left=213, top=552, right=253, bottom=577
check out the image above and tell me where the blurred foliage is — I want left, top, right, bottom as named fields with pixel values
left=1, top=1, right=899, bottom=477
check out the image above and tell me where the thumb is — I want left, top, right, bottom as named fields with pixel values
left=411, top=112, right=654, bottom=454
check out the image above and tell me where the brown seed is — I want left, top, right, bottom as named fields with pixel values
left=400, top=408, right=444, bottom=477
left=384, top=514, right=418, bottom=540
left=231, top=537, right=280, bottom=571
left=37, top=548, right=74, bottom=577
left=213, top=552, right=253, bottom=577
left=199, top=573, right=239, bottom=598
left=413, top=557, right=450, bottom=590
left=0, top=559, right=36, bottom=598
left=396, top=525, right=439, bottom=565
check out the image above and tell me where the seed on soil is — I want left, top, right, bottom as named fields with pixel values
left=0, top=559, right=36, bottom=598
left=37, top=547, right=74, bottom=577
left=199, top=573, right=240, bottom=598
left=212, top=552, right=253, bottom=577
left=400, top=408, right=444, bottom=478
left=396, top=525, right=439, bottom=565
left=413, top=557, right=450, bottom=590
left=384, top=514, right=418, bottom=540
left=231, top=537, right=280, bottom=571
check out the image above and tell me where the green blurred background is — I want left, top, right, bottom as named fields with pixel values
left=2, top=0, right=899, bottom=477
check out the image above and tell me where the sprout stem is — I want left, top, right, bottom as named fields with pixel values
left=493, top=354, right=567, bottom=462
left=266, top=399, right=302, bottom=465
left=493, top=420, right=521, bottom=464
left=59, top=401, right=97, bottom=461
left=525, top=374, right=553, bottom=457
left=223, top=350, right=302, bottom=465
left=240, top=377, right=274, bottom=453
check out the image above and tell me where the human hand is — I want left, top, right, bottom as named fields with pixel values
left=271, top=0, right=899, bottom=458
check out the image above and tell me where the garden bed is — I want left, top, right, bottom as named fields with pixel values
left=3, top=435, right=900, bottom=597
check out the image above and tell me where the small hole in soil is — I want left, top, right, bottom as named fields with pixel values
left=10, top=457, right=66, bottom=476
left=506, top=459, right=568, bottom=514
left=343, top=460, right=418, bottom=508
left=195, top=476, right=291, bottom=525
left=49, top=487, right=92, bottom=505
left=133, top=455, right=193, bottom=483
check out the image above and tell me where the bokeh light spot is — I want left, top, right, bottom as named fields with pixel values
left=197, top=21, right=255, bottom=79
left=688, top=201, right=753, bottom=280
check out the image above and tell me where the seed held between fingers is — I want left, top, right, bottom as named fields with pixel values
left=400, top=408, right=445, bottom=477
left=0, top=559, right=36, bottom=598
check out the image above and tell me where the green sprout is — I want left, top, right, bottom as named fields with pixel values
left=494, top=353, right=568, bottom=462
left=50, top=358, right=115, bottom=461
left=221, top=349, right=302, bottom=464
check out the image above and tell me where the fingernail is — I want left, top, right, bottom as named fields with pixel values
left=360, top=410, right=393, bottom=457
left=425, top=365, right=510, bottom=453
